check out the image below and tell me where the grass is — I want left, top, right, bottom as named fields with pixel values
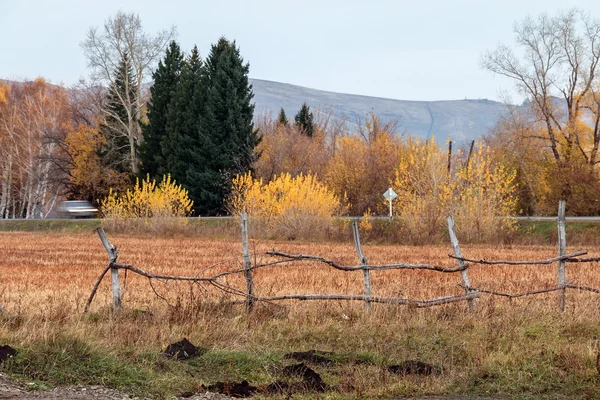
left=4, top=217, right=600, bottom=245
left=1, top=230, right=600, bottom=398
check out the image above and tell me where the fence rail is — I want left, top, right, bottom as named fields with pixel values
left=88, top=200, right=600, bottom=313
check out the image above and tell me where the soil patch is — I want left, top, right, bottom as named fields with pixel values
left=388, top=360, right=441, bottom=376
left=162, top=338, right=204, bottom=361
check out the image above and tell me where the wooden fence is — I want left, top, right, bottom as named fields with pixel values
left=87, top=201, right=600, bottom=313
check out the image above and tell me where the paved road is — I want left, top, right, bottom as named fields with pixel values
left=2, top=216, right=600, bottom=222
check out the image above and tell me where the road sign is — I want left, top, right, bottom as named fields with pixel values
left=383, top=187, right=397, bottom=217
left=383, top=188, right=397, bottom=202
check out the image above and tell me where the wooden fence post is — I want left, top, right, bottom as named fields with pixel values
left=240, top=212, right=254, bottom=311
left=447, top=216, right=474, bottom=311
left=352, top=221, right=371, bottom=311
left=96, top=227, right=121, bottom=312
left=557, top=200, right=567, bottom=312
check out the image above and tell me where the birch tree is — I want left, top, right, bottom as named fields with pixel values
left=0, top=79, right=70, bottom=219
left=81, top=11, right=176, bottom=175
left=482, top=8, right=600, bottom=167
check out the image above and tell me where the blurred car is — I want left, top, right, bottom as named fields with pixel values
left=58, top=200, right=98, bottom=219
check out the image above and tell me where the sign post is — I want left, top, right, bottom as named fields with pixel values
left=382, top=187, right=397, bottom=218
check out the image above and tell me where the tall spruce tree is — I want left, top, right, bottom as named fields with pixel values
left=277, top=107, right=289, bottom=126
left=140, top=41, right=184, bottom=179
left=98, top=52, right=139, bottom=175
left=190, top=37, right=259, bottom=215
left=294, top=102, right=314, bottom=137
left=162, top=46, right=204, bottom=183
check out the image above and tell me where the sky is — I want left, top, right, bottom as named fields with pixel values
left=1, top=0, right=600, bottom=102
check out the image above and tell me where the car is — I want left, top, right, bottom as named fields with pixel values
left=58, top=200, right=98, bottom=219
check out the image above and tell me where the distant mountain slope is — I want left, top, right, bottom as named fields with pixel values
left=250, top=78, right=508, bottom=143
left=1, top=78, right=508, bottom=143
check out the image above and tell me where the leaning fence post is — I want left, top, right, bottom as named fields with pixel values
left=447, top=216, right=474, bottom=311
left=352, top=221, right=371, bottom=311
left=240, top=212, right=254, bottom=311
left=96, top=227, right=121, bottom=312
left=557, top=200, right=567, bottom=312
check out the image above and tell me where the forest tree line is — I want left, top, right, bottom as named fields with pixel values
left=2, top=9, right=600, bottom=219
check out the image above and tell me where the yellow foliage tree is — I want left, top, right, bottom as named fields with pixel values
left=64, top=124, right=130, bottom=201
left=230, top=172, right=344, bottom=239
left=451, top=142, right=518, bottom=241
left=325, top=120, right=402, bottom=215
left=0, top=83, right=9, bottom=105
left=394, top=137, right=451, bottom=238
left=394, top=138, right=517, bottom=242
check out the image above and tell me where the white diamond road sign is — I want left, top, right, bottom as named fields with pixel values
left=383, top=188, right=397, bottom=202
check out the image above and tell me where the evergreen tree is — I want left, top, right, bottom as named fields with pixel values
left=140, top=41, right=183, bottom=179
left=162, top=46, right=204, bottom=183
left=190, top=37, right=260, bottom=215
left=294, top=102, right=314, bottom=137
left=98, top=52, right=138, bottom=175
left=277, top=107, right=289, bottom=126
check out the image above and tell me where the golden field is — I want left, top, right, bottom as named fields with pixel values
left=2, top=230, right=600, bottom=313
left=1, top=230, right=600, bottom=399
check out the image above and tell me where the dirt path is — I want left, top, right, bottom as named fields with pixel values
left=0, top=373, right=236, bottom=400
left=0, top=373, right=506, bottom=400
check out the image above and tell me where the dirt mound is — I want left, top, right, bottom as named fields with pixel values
left=162, top=338, right=204, bottom=361
left=283, top=349, right=336, bottom=365
left=203, top=380, right=258, bottom=398
left=388, top=360, right=441, bottom=375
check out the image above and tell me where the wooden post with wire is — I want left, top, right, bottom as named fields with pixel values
left=557, top=200, right=567, bottom=312
left=447, top=216, right=474, bottom=311
left=96, top=227, right=121, bottom=312
left=352, top=221, right=371, bottom=311
left=241, top=212, right=254, bottom=311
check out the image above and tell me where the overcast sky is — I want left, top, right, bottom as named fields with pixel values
left=1, top=0, right=599, bottom=102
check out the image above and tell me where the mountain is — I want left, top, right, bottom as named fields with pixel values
left=2, top=78, right=508, bottom=143
left=250, top=78, right=508, bottom=143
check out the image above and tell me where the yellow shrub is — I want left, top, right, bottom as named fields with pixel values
left=101, top=175, right=193, bottom=232
left=451, top=142, right=518, bottom=241
left=393, top=138, right=517, bottom=242
left=230, top=172, right=344, bottom=239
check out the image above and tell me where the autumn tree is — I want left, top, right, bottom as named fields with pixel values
left=394, top=138, right=517, bottom=242
left=482, top=9, right=600, bottom=187
left=0, top=79, right=71, bottom=218
left=140, top=40, right=184, bottom=179
left=253, top=112, right=330, bottom=181
left=325, top=113, right=402, bottom=215
left=81, top=11, right=176, bottom=175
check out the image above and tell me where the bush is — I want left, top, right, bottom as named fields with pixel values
left=394, top=139, right=517, bottom=243
left=229, top=172, right=345, bottom=239
left=101, top=175, right=193, bottom=233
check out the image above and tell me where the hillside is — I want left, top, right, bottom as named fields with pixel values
left=250, top=78, right=508, bottom=143
left=1, top=78, right=508, bottom=143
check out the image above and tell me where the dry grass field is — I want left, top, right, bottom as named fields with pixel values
left=1, top=230, right=600, bottom=399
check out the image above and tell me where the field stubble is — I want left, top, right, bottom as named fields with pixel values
left=0, top=231, right=600, bottom=398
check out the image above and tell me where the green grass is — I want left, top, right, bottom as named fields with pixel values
left=2, top=306, right=600, bottom=399
left=0, top=219, right=101, bottom=232
left=3, top=217, right=600, bottom=246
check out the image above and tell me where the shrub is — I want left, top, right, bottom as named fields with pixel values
left=230, top=172, right=345, bottom=239
left=394, top=138, right=517, bottom=243
left=101, top=175, right=193, bottom=232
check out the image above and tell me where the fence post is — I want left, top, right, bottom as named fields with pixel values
left=352, top=221, right=371, bottom=311
left=240, top=212, right=254, bottom=311
left=557, top=200, right=567, bottom=312
left=447, top=216, right=474, bottom=311
left=96, top=227, right=121, bottom=312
